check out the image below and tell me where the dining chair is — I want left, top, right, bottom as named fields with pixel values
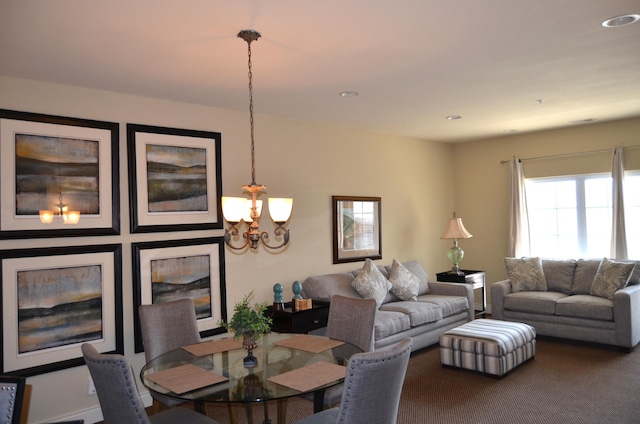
left=0, top=375, right=26, bottom=424
left=320, top=294, right=377, bottom=408
left=293, top=337, right=413, bottom=424
left=81, top=343, right=219, bottom=424
left=139, top=298, right=202, bottom=413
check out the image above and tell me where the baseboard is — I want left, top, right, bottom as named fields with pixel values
left=34, top=392, right=153, bottom=424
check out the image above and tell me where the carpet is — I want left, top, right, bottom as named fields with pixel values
left=179, top=337, right=640, bottom=423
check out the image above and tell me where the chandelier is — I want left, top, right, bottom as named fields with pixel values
left=221, top=30, right=293, bottom=250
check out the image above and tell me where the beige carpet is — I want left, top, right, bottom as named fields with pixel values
left=163, top=337, right=640, bottom=424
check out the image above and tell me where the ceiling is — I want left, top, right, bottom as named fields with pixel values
left=1, top=1, right=639, bottom=143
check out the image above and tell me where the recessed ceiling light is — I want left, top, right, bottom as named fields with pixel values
left=446, top=115, right=462, bottom=120
left=602, top=14, right=640, bottom=28
left=339, top=91, right=359, bottom=97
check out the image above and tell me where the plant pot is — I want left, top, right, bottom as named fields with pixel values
left=242, top=333, right=258, bottom=368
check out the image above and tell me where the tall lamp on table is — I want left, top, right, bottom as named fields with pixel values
left=440, top=212, right=473, bottom=275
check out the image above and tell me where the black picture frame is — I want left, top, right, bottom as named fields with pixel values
left=132, top=237, right=227, bottom=353
left=0, top=109, right=120, bottom=239
left=0, top=244, right=123, bottom=377
left=332, top=196, right=382, bottom=264
left=127, top=123, right=223, bottom=233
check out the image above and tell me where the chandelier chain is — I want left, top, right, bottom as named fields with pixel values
left=247, top=37, right=257, bottom=186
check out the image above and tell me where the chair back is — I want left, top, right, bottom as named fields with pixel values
left=139, top=298, right=201, bottom=362
left=326, top=295, right=377, bottom=352
left=81, top=343, right=151, bottom=424
left=0, top=375, right=26, bottom=424
left=335, top=337, right=412, bottom=424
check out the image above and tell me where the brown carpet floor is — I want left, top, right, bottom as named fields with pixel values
left=151, top=337, right=640, bottom=424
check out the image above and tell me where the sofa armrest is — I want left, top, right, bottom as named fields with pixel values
left=490, top=279, right=512, bottom=320
left=428, top=281, right=474, bottom=321
left=613, top=284, right=640, bottom=349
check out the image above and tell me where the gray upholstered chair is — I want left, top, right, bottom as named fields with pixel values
left=294, top=337, right=413, bottom=424
left=320, top=294, right=377, bottom=408
left=81, top=343, right=218, bottom=424
left=139, top=298, right=201, bottom=412
left=0, top=375, right=26, bottom=424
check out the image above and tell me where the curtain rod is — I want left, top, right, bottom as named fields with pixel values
left=500, top=144, right=640, bottom=165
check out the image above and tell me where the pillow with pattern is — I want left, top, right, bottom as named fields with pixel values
left=590, top=258, right=636, bottom=300
left=351, top=258, right=392, bottom=308
left=505, top=257, right=548, bottom=292
left=388, top=259, right=420, bottom=301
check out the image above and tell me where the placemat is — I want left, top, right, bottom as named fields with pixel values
left=273, top=335, right=345, bottom=353
left=267, top=361, right=346, bottom=392
left=182, top=338, right=243, bottom=356
left=145, top=364, right=228, bottom=394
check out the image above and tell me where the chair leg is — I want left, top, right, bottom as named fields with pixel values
left=277, top=399, right=287, bottom=424
left=227, top=403, right=239, bottom=424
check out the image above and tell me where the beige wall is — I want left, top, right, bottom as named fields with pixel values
left=452, top=117, right=640, bottom=300
left=0, top=76, right=455, bottom=423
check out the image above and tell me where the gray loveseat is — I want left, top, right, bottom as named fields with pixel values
left=492, top=258, right=640, bottom=351
left=301, top=260, right=474, bottom=352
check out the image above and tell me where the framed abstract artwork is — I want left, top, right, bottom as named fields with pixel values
left=127, top=123, right=223, bottom=233
left=0, top=109, right=120, bottom=239
left=0, top=244, right=123, bottom=376
left=132, top=237, right=227, bottom=353
left=332, top=196, right=382, bottom=264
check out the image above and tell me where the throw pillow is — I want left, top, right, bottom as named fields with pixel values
left=388, top=259, right=420, bottom=301
left=505, top=257, right=548, bottom=292
left=351, top=258, right=392, bottom=308
left=590, top=258, right=636, bottom=300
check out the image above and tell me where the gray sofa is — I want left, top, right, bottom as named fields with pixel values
left=301, top=260, right=474, bottom=352
left=492, top=258, right=640, bottom=351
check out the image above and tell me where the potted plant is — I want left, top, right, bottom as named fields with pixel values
left=221, top=291, right=272, bottom=367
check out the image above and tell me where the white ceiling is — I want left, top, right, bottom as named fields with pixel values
left=1, top=1, right=639, bottom=143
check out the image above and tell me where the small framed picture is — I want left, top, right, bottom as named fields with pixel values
left=333, top=196, right=382, bottom=264
left=127, top=123, right=222, bottom=233
left=1, top=244, right=123, bottom=376
left=132, top=237, right=227, bottom=353
left=0, top=109, right=120, bottom=239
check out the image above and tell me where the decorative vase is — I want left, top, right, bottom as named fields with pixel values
left=242, top=332, right=259, bottom=368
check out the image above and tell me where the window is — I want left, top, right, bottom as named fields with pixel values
left=526, top=172, right=639, bottom=259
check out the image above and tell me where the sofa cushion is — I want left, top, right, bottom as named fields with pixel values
left=503, top=291, right=568, bottom=315
left=555, top=295, right=614, bottom=321
left=351, top=259, right=392, bottom=308
left=379, top=301, right=442, bottom=326
left=630, top=261, right=640, bottom=285
left=388, top=259, right=420, bottom=301
left=390, top=260, right=430, bottom=295
left=571, top=259, right=601, bottom=295
left=590, top=258, right=636, bottom=300
left=505, top=257, right=548, bottom=292
left=417, top=294, right=469, bottom=317
left=302, top=272, right=360, bottom=302
left=541, top=258, right=576, bottom=295
left=373, top=310, right=411, bottom=340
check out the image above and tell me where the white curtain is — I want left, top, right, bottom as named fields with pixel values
left=508, top=157, right=530, bottom=257
left=611, top=146, right=627, bottom=260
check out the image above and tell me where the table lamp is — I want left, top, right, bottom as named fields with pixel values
left=440, top=212, right=473, bottom=275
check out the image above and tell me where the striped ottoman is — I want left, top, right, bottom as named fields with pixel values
left=439, top=319, right=536, bottom=377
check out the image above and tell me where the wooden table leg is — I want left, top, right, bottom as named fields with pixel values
left=277, top=399, right=288, bottom=424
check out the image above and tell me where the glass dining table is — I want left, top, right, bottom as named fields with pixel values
left=140, top=332, right=361, bottom=424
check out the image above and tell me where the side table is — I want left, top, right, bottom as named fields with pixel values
left=436, top=270, right=486, bottom=317
left=266, top=300, right=330, bottom=333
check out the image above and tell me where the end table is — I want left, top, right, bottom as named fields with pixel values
left=436, top=270, right=486, bottom=317
left=266, top=300, right=330, bottom=333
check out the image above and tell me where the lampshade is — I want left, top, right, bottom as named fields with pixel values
left=39, top=210, right=54, bottom=224
left=440, top=217, right=473, bottom=240
left=268, top=198, right=293, bottom=223
left=222, top=197, right=246, bottom=223
left=63, top=210, right=81, bottom=224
